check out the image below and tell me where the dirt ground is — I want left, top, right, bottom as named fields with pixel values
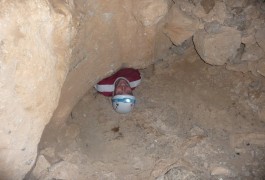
left=29, top=47, right=265, bottom=180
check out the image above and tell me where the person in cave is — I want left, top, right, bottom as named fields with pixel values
left=94, top=68, right=141, bottom=113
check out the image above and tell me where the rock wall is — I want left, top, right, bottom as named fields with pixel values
left=51, top=0, right=172, bottom=124
left=0, top=0, right=75, bottom=179
left=0, top=0, right=265, bottom=179
left=0, top=0, right=172, bottom=179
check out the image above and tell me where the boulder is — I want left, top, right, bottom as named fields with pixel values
left=193, top=26, right=241, bottom=65
left=203, top=2, right=229, bottom=24
left=0, top=0, right=74, bottom=179
left=200, top=0, right=215, bottom=14
left=133, top=0, right=169, bottom=26
left=163, top=5, right=200, bottom=46
left=241, top=43, right=265, bottom=62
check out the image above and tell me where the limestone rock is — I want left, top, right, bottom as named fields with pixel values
left=247, top=61, right=260, bottom=76
left=65, top=123, right=80, bottom=140
left=170, top=38, right=193, bottom=55
left=225, top=0, right=248, bottom=8
left=229, top=43, right=245, bottom=64
left=39, top=161, right=80, bottom=180
left=30, top=155, right=51, bottom=180
left=0, top=0, right=74, bottom=179
left=200, top=0, right=215, bottom=14
left=176, top=1, right=197, bottom=15
left=192, top=4, right=208, bottom=19
left=242, top=33, right=256, bottom=45
left=193, top=26, right=241, bottom=65
left=224, top=7, right=246, bottom=31
left=230, top=133, right=265, bottom=148
left=255, top=28, right=265, bottom=52
left=163, top=5, right=199, bottom=45
left=244, top=5, right=261, bottom=20
left=211, top=166, right=232, bottom=176
left=241, top=43, right=265, bottom=62
left=0, top=0, right=264, bottom=179
left=189, top=126, right=206, bottom=136
left=157, top=167, right=199, bottom=180
left=226, top=62, right=249, bottom=73
left=258, top=107, right=265, bottom=122
left=204, top=21, right=222, bottom=34
left=40, top=147, right=55, bottom=160
left=203, top=2, right=229, bottom=24
left=134, top=0, right=169, bottom=26
left=257, top=60, right=265, bottom=77
left=52, top=0, right=172, bottom=128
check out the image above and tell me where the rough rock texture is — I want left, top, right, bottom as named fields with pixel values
left=0, top=0, right=74, bottom=179
left=0, top=0, right=172, bottom=179
left=133, top=0, right=169, bottom=27
left=1, top=0, right=265, bottom=179
left=203, top=1, right=229, bottom=24
left=32, top=48, right=265, bottom=179
left=241, top=43, right=265, bottom=61
left=257, top=60, right=265, bottom=77
left=51, top=0, right=171, bottom=126
left=163, top=4, right=200, bottom=46
left=193, top=26, right=241, bottom=65
left=255, top=28, right=265, bottom=52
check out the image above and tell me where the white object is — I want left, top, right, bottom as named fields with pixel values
left=112, top=95, right=136, bottom=113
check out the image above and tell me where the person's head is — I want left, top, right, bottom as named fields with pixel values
left=113, top=78, right=133, bottom=95
left=112, top=78, right=136, bottom=113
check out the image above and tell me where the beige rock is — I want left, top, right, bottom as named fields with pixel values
left=65, top=123, right=80, bottom=139
left=226, top=62, right=249, bottom=74
left=0, top=0, right=263, bottom=179
left=52, top=0, right=172, bottom=129
left=211, top=166, right=232, bottom=176
left=247, top=61, right=259, bottom=76
left=0, top=0, right=173, bottom=179
left=242, top=34, right=256, bottom=45
left=30, top=155, right=51, bottom=179
left=203, top=2, right=228, bottom=24
left=193, top=27, right=241, bottom=65
left=192, top=4, right=208, bottom=18
left=258, top=107, right=265, bottom=122
left=177, top=1, right=196, bottom=15
left=40, top=147, right=55, bottom=162
left=241, top=43, right=265, bottom=62
left=244, top=5, right=261, bottom=20
left=0, top=0, right=74, bottom=179
left=39, top=161, right=80, bottom=180
left=134, top=0, right=169, bottom=27
left=189, top=126, right=206, bottom=136
left=200, top=0, right=215, bottom=14
left=255, top=28, right=265, bottom=52
left=225, top=0, right=248, bottom=8
left=257, top=60, right=265, bottom=77
left=230, top=133, right=265, bottom=148
left=163, top=5, right=199, bottom=45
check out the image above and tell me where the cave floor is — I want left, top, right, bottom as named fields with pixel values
left=31, top=48, right=265, bottom=180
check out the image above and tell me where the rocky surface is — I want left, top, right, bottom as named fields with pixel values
left=29, top=47, right=265, bottom=179
left=0, top=0, right=171, bottom=179
left=1, top=0, right=265, bottom=179
left=193, top=26, right=242, bottom=65
left=0, top=0, right=74, bottom=179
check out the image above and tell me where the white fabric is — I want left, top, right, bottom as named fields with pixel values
left=95, top=79, right=141, bottom=92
